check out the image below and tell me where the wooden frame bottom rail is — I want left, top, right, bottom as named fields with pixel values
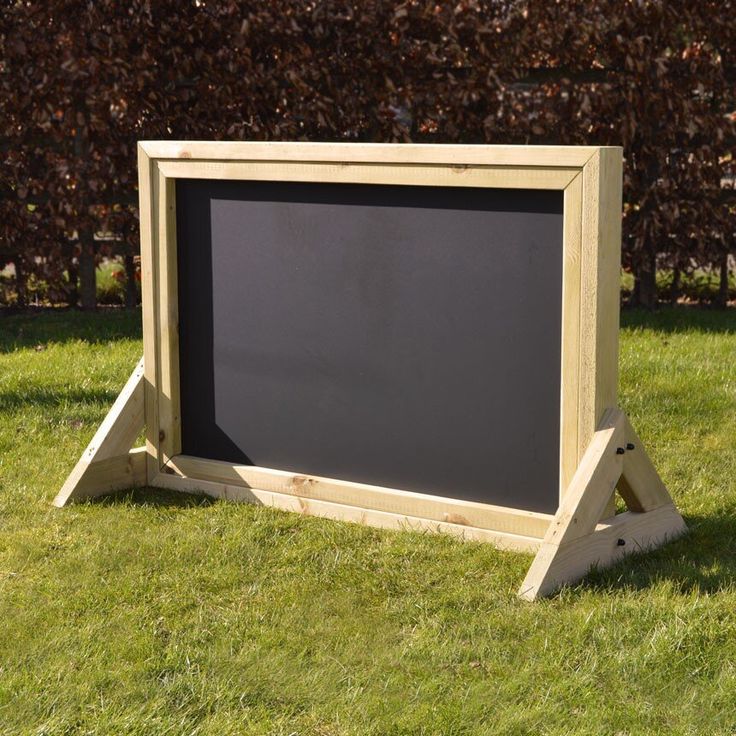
left=153, top=471, right=542, bottom=552
left=55, top=358, right=687, bottom=601
left=164, top=455, right=553, bottom=539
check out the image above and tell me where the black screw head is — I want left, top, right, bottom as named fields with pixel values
left=617, top=538, right=626, bottom=546
left=626, top=442, right=635, bottom=451
left=616, top=447, right=625, bottom=455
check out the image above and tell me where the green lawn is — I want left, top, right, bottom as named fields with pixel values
left=1, top=307, right=736, bottom=735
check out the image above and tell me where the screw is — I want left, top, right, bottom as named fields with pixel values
left=616, top=447, right=625, bottom=455
left=626, top=442, right=635, bottom=451
left=617, top=538, right=626, bottom=546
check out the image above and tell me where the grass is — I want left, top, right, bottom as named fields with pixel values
left=2, top=307, right=736, bottom=735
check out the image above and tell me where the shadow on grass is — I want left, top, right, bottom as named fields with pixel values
left=0, top=307, right=142, bottom=353
left=91, top=486, right=216, bottom=509
left=0, top=387, right=120, bottom=411
left=581, top=512, right=736, bottom=596
left=76, top=486, right=736, bottom=596
left=11, top=303, right=734, bottom=596
left=2, top=305, right=735, bottom=354
left=622, top=304, right=736, bottom=334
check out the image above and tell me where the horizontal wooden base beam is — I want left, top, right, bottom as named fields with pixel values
left=167, top=455, right=552, bottom=539
left=151, top=471, right=542, bottom=553
left=53, top=448, right=147, bottom=506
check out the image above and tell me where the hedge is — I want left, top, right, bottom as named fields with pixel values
left=1, top=0, right=735, bottom=308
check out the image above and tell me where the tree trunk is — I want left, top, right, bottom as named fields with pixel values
left=124, top=251, right=137, bottom=309
left=14, top=256, right=26, bottom=308
left=669, top=266, right=681, bottom=305
left=66, top=258, right=79, bottom=307
left=716, top=253, right=729, bottom=309
left=78, top=230, right=97, bottom=310
left=632, top=251, right=657, bottom=309
left=74, top=98, right=96, bottom=310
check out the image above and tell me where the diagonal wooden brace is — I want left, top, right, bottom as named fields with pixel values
left=518, top=408, right=686, bottom=600
left=53, top=358, right=147, bottom=506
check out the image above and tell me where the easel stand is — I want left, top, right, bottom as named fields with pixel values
left=518, top=408, right=686, bottom=599
left=55, top=359, right=686, bottom=601
left=54, top=359, right=147, bottom=505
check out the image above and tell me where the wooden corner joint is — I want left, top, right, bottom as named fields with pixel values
left=518, top=408, right=686, bottom=601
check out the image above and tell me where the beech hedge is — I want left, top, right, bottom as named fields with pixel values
left=1, top=0, right=735, bottom=308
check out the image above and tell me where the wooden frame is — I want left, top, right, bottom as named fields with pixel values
left=55, top=142, right=686, bottom=599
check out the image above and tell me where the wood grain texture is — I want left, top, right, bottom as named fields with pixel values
left=151, top=471, right=542, bottom=553
left=560, top=172, right=583, bottom=498
left=579, top=148, right=623, bottom=519
left=543, top=408, right=624, bottom=548
left=141, top=141, right=603, bottom=167
left=166, top=455, right=553, bottom=538
left=156, top=172, right=181, bottom=466
left=594, top=148, right=624, bottom=419
left=53, top=449, right=148, bottom=504
left=579, top=151, right=604, bottom=454
left=157, top=160, right=579, bottom=190
left=138, top=145, right=161, bottom=482
left=54, top=359, right=145, bottom=506
left=519, top=410, right=686, bottom=601
left=618, top=414, right=673, bottom=512
left=519, top=504, right=686, bottom=600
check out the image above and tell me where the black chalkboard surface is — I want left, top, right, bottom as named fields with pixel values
left=176, top=179, right=563, bottom=513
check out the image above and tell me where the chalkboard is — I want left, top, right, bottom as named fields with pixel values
left=64, top=143, right=676, bottom=601
left=176, top=179, right=564, bottom=513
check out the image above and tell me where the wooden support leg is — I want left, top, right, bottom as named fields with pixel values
left=53, top=358, right=147, bottom=506
left=519, top=409, right=686, bottom=601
